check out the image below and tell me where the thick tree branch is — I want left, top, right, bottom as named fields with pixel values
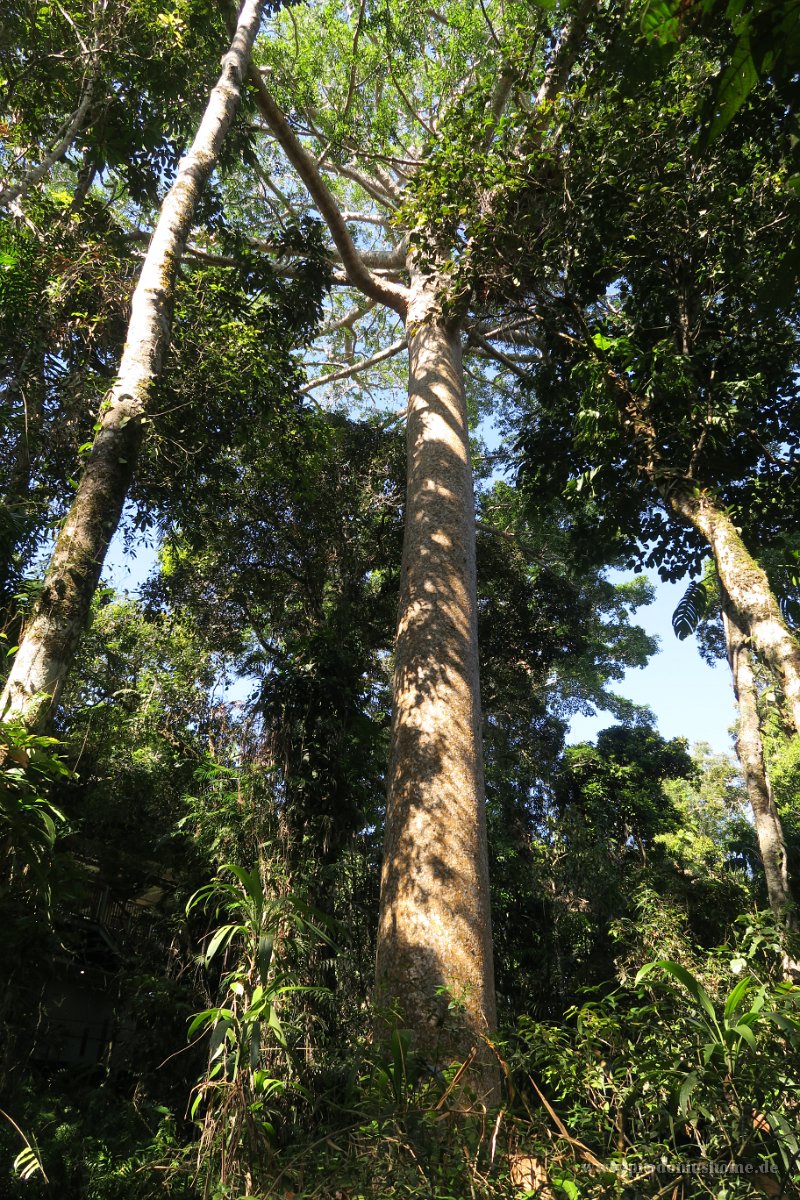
left=535, top=0, right=597, bottom=106
left=341, top=210, right=393, bottom=227
left=248, top=69, right=409, bottom=315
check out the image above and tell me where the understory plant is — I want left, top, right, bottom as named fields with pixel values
left=511, top=918, right=800, bottom=1199
left=186, top=863, right=332, bottom=1198
left=0, top=720, right=68, bottom=911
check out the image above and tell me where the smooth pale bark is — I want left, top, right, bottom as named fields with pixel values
left=666, top=487, right=800, bottom=737
left=0, top=80, right=95, bottom=212
left=0, top=0, right=266, bottom=730
left=375, top=269, right=498, bottom=1101
left=721, top=595, right=797, bottom=931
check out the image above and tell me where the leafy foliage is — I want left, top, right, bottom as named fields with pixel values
left=0, top=722, right=68, bottom=908
left=514, top=925, right=800, bottom=1197
left=672, top=579, right=711, bottom=640
left=185, top=865, right=332, bottom=1195
left=641, top=0, right=800, bottom=140
left=4, top=0, right=800, bottom=1196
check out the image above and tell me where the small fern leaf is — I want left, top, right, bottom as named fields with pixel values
left=672, top=580, right=708, bottom=640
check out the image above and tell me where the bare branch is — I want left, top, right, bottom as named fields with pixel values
left=477, top=0, right=502, bottom=49
left=257, top=168, right=302, bottom=220
left=465, top=324, right=534, bottom=383
left=535, top=0, right=597, bottom=106
left=299, top=335, right=407, bottom=394
left=370, top=162, right=407, bottom=202
left=386, top=60, right=437, bottom=139
left=341, top=0, right=368, bottom=124
left=342, top=210, right=393, bottom=227
left=315, top=301, right=376, bottom=338
left=475, top=313, right=542, bottom=344
left=320, top=160, right=398, bottom=210
left=248, top=236, right=404, bottom=271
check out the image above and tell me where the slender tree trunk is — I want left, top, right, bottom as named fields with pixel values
left=375, top=268, right=498, bottom=1101
left=721, top=592, right=797, bottom=931
left=0, top=0, right=266, bottom=730
left=597, top=362, right=800, bottom=737
left=0, top=79, right=95, bottom=212
left=666, top=486, right=800, bottom=737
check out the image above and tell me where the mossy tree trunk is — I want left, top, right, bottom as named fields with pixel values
left=0, top=0, right=266, bottom=730
left=600, top=368, right=800, bottom=741
left=721, top=592, right=796, bottom=932
left=666, top=487, right=800, bottom=738
left=374, top=267, right=498, bottom=1101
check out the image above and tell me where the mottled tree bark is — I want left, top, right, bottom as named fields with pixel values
left=721, top=593, right=796, bottom=931
left=600, top=371, right=800, bottom=737
left=666, top=487, right=800, bottom=737
left=0, top=0, right=266, bottom=730
left=248, top=13, right=595, bottom=1095
left=375, top=268, right=498, bottom=1101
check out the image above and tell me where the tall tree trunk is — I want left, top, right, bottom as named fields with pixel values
left=0, top=0, right=266, bottom=731
left=666, top=486, right=800, bottom=737
left=375, top=268, right=498, bottom=1101
left=721, top=591, right=797, bottom=932
left=597, top=364, right=800, bottom=738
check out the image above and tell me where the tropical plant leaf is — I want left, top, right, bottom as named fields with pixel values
left=672, top=580, right=709, bottom=639
left=724, top=975, right=754, bottom=1022
left=636, top=959, right=718, bottom=1022
left=702, top=33, right=759, bottom=144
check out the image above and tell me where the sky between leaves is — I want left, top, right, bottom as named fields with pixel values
left=103, top=532, right=736, bottom=756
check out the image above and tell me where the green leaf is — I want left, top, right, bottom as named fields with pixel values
left=640, top=0, right=681, bottom=43
left=731, top=1022, right=757, bottom=1052
left=676, top=1070, right=699, bottom=1117
left=703, top=35, right=759, bottom=144
left=204, top=923, right=240, bottom=965
left=551, top=1172, right=580, bottom=1200
left=672, top=580, right=709, bottom=640
left=209, top=1017, right=232, bottom=1060
left=13, top=1146, right=44, bottom=1181
left=257, top=933, right=274, bottom=981
left=187, top=1007, right=233, bottom=1038
left=222, top=863, right=263, bottom=908
left=724, top=975, right=754, bottom=1023
left=636, top=960, right=718, bottom=1023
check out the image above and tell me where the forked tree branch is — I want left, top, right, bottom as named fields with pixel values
left=248, top=69, right=409, bottom=315
left=465, top=324, right=534, bottom=382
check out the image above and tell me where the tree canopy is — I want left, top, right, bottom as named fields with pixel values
left=2, top=0, right=800, bottom=1195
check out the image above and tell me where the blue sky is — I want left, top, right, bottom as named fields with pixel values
left=568, top=570, right=735, bottom=754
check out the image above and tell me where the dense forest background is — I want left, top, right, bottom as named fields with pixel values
left=2, top=0, right=800, bottom=1196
